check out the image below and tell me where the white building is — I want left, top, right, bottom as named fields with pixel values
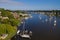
left=0, top=11, right=1, bottom=16
left=2, top=17, right=9, bottom=20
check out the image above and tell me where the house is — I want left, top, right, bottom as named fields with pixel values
left=0, top=34, right=8, bottom=39
left=0, top=16, right=2, bottom=18
left=11, top=12, right=20, bottom=19
left=2, top=17, right=9, bottom=20
left=19, top=13, right=28, bottom=17
left=0, top=11, right=1, bottom=16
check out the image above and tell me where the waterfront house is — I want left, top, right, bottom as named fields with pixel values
left=0, top=16, right=2, bottom=18
left=11, top=12, right=20, bottom=19
left=0, top=34, right=8, bottom=39
left=19, top=13, right=28, bottom=17
left=2, top=17, right=9, bottom=20
left=0, top=11, right=1, bottom=16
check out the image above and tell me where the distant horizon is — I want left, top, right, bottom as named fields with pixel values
left=0, top=8, right=60, bottom=11
left=0, top=0, right=60, bottom=10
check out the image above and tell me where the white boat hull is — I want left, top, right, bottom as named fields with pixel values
left=20, top=34, right=31, bottom=39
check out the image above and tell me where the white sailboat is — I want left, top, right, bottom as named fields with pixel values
left=54, top=20, right=56, bottom=26
left=39, top=16, right=41, bottom=20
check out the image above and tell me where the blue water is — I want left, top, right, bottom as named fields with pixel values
left=11, top=13, right=60, bottom=40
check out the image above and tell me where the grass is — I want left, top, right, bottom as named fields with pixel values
left=0, top=26, right=17, bottom=40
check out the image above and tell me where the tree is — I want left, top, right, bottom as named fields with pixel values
left=0, top=24, right=6, bottom=34
left=9, top=19, right=19, bottom=26
left=1, top=19, right=10, bottom=24
left=0, top=24, right=16, bottom=35
left=0, top=9, right=14, bottom=19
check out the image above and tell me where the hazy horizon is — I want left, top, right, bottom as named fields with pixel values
left=0, top=0, right=60, bottom=10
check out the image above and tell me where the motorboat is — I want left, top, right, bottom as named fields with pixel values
left=25, top=17, right=29, bottom=20
left=20, top=34, right=31, bottom=39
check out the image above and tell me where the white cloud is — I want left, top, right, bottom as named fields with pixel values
left=0, top=0, right=23, bottom=6
left=0, top=0, right=10, bottom=2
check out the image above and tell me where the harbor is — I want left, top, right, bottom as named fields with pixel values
left=0, top=0, right=60, bottom=40
left=11, top=13, right=60, bottom=40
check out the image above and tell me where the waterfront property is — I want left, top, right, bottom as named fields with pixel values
left=0, top=34, right=8, bottom=39
left=11, top=12, right=60, bottom=40
left=0, top=9, right=21, bottom=40
left=26, top=10, right=60, bottom=16
left=0, top=8, right=60, bottom=40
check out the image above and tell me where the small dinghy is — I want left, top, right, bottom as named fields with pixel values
left=20, top=34, right=30, bottom=38
left=17, top=30, right=20, bottom=35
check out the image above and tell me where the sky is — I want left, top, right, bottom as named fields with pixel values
left=0, top=0, right=60, bottom=10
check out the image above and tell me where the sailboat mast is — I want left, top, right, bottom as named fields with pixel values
left=23, top=19, right=25, bottom=34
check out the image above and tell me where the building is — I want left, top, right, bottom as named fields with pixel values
left=11, top=12, right=20, bottom=19
left=0, top=11, right=1, bottom=16
left=0, top=34, right=8, bottom=39
left=2, top=17, right=9, bottom=20
left=0, top=16, right=2, bottom=18
left=19, top=13, right=28, bottom=17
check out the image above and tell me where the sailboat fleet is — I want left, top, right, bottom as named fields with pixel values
left=39, top=14, right=57, bottom=26
left=17, top=14, right=56, bottom=39
left=17, top=17, right=32, bottom=39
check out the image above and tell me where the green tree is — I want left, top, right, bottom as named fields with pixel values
left=9, top=19, right=19, bottom=26
left=0, top=24, right=6, bottom=34
left=1, top=19, right=10, bottom=24
left=0, top=9, right=14, bottom=19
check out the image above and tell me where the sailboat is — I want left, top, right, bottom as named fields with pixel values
left=39, top=16, right=41, bottom=20
left=17, top=19, right=32, bottom=39
left=54, top=20, right=56, bottom=26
